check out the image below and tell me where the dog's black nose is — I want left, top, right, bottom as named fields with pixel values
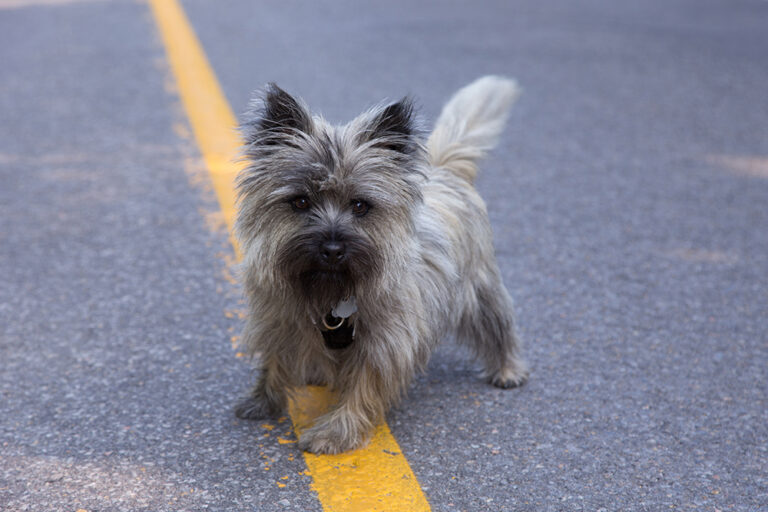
left=320, top=240, right=346, bottom=265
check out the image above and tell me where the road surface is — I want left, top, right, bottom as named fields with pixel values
left=1, top=0, right=767, bottom=510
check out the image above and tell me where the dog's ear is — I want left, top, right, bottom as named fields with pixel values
left=364, top=98, right=417, bottom=154
left=261, top=83, right=312, bottom=132
left=243, top=84, right=312, bottom=145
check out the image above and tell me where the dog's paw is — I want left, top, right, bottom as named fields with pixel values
left=298, top=421, right=369, bottom=454
left=488, top=364, right=529, bottom=389
left=234, top=395, right=278, bottom=420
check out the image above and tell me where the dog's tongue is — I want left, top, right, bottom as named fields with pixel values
left=332, top=296, right=357, bottom=318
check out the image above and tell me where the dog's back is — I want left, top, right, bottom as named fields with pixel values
left=417, top=74, right=521, bottom=297
left=415, top=76, right=527, bottom=389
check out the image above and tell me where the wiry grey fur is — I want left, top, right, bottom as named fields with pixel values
left=234, top=76, right=528, bottom=454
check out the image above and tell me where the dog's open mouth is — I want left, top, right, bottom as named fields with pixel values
left=320, top=313, right=355, bottom=350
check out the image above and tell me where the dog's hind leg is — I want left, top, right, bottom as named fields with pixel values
left=458, top=276, right=528, bottom=389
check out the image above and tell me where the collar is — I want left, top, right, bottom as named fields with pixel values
left=319, top=296, right=357, bottom=350
left=320, top=313, right=355, bottom=350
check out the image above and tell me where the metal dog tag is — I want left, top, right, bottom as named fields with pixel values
left=332, top=296, right=357, bottom=319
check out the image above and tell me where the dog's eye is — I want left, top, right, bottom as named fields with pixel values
left=351, top=200, right=370, bottom=217
left=291, top=196, right=310, bottom=211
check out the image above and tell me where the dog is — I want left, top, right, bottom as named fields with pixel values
left=234, top=76, right=528, bottom=454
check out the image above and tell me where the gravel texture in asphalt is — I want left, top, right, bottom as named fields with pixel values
left=1, top=0, right=767, bottom=510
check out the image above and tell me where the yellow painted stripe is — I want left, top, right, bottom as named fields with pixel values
left=289, top=387, right=431, bottom=510
left=148, top=0, right=242, bottom=257
left=147, top=1, right=431, bottom=510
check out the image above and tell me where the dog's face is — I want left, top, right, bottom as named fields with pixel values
left=237, top=85, right=426, bottom=314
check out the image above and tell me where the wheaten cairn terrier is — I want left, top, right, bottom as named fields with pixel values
left=234, top=76, right=528, bottom=454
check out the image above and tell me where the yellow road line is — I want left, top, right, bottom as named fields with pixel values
left=290, top=387, right=430, bottom=510
left=148, top=0, right=242, bottom=257
left=147, top=1, right=431, bottom=510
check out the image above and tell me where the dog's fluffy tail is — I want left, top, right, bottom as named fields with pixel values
left=426, top=75, right=520, bottom=182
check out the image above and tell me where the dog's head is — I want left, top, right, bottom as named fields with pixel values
left=237, top=84, right=426, bottom=314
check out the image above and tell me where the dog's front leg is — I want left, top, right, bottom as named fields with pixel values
left=298, top=325, right=417, bottom=454
left=297, top=362, right=387, bottom=453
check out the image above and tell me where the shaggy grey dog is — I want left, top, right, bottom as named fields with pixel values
left=234, top=76, right=528, bottom=454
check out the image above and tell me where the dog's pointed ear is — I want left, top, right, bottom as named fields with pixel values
left=364, top=97, right=417, bottom=154
left=261, top=83, right=312, bottom=132
left=243, top=83, right=312, bottom=145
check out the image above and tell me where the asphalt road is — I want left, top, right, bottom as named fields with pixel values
left=1, top=0, right=767, bottom=510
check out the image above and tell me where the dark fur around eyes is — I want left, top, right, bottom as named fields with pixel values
left=290, top=196, right=311, bottom=211
left=235, top=83, right=428, bottom=274
left=351, top=199, right=371, bottom=217
left=237, top=85, right=427, bottom=213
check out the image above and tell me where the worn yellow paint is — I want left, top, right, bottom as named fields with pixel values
left=290, top=387, right=431, bottom=511
left=707, top=154, right=768, bottom=179
left=147, top=1, right=431, bottom=510
left=147, top=0, right=241, bottom=257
